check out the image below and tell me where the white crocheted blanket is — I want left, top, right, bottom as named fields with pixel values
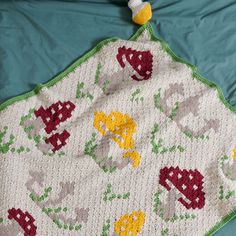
left=0, top=23, right=235, bottom=236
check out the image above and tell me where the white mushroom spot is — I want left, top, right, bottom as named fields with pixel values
left=51, top=108, right=55, bottom=114
left=182, top=184, right=187, bottom=190
left=169, top=171, right=174, bottom=177
left=25, top=216, right=29, bottom=222
left=189, top=174, right=193, bottom=180
left=195, top=197, right=199, bottom=202
left=66, top=104, right=71, bottom=109
left=193, top=184, right=198, bottom=190
left=27, top=225, right=32, bottom=230
left=137, top=65, right=142, bottom=70
left=58, top=104, right=62, bottom=109
left=146, top=71, right=150, bottom=74
left=57, top=139, right=62, bottom=146
left=138, top=54, right=142, bottom=60
left=46, top=117, right=50, bottom=122
left=178, top=173, right=182, bottom=179
left=129, top=54, right=133, bottom=59
left=58, top=114, right=63, bottom=120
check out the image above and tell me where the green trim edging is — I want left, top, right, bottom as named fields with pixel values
left=144, top=23, right=236, bottom=114
left=204, top=208, right=236, bottom=236
left=0, top=22, right=235, bottom=235
left=0, top=23, right=235, bottom=114
left=0, top=24, right=147, bottom=112
left=0, top=37, right=116, bottom=112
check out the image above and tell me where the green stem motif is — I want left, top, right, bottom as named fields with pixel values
left=154, top=88, right=179, bottom=118
left=0, top=218, right=3, bottom=224
left=219, top=155, right=236, bottom=180
left=0, top=126, right=30, bottom=154
left=131, top=88, right=144, bottom=103
left=183, top=131, right=209, bottom=141
left=94, top=63, right=102, bottom=84
left=102, top=80, right=110, bottom=93
left=76, top=82, right=94, bottom=101
left=153, top=189, right=196, bottom=223
left=153, top=89, right=164, bottom=112
left=154, top=89, right=210, bottom=141
left=0, top=126, right=14, bottom=154
left=151, top=124, right=185, bottom=154
left=43, top=207, right=68, bottom=214
left=52, top=217, right=82, bottom=231
left=47, top=151, right=65, bottom=158
left=20, top=110, right=66, bottom=158
left=84, top=133, right=98, bottom=160
left=29, top=189, right=82, bottom=232
left=29, top=187, right=52, bottom=202
left=94, top=63, right=110, bottom=93
left=20, top=108, right=35, bottom=126
left=220, top=155, right=229, bottom=169
left=20, top=109, right=39, bottom=141
left=84, top=133, right=117, bottom=173
left=102, top=184, right=130, bottom=202
left=219, top=185, right=235, bottom=201
left=100, top=219, right=110, bottom=236
left=42, top=206, right=82, bottom=231
left=169, top=102, right=179, bottom=120
left=161, top=228, right=169, bottom=236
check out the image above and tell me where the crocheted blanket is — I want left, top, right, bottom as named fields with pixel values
left=0, top=23, right=235, bottom=236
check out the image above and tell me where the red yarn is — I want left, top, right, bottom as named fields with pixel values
left=34, top=101, right=75, bottom=134
left=159, top=166, right=205, bottom=209
left=8, top=208, right=37, bottom=236
left=116, top=46, right=153, bottom=81
left=45, top=130, right=70, bottom=152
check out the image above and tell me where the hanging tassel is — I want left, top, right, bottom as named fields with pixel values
left=128, top=0, right=152, bottom=25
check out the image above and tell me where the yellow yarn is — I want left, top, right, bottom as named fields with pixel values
left=123, top=150, right=141, bottom=168
left=133, top=3, right=152, bottom=25
left=232, top=148, right=236, bottom=159
left=114, top=210, right=145, bottom=236
left=93, top=111, right=136, bottom=149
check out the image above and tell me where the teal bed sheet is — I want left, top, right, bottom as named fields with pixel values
left=0, top=1, right=235, bottom=235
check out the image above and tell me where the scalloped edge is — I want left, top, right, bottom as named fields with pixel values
left=0, top=22, right=235, bottom=235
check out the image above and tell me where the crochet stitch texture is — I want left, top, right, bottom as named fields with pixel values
left=0, top=24, right=235, bottom=236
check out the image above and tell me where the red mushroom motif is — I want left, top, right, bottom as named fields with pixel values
left=159, top=166, right=205, bottom=218
left=8, top=208, right=37, bottom=236
left=30, top=100, right=75, bottom=153
left=116, top=46, right=153, bottom=81
left=34, top=100, right=75, bottom=134
left=45, top=130, right=70, bottom=152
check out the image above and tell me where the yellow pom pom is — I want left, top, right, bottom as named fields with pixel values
left=128, top=0, right=152, bottom=25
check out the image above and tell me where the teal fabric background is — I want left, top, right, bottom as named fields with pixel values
left=0, top=0, right=235, bottom=235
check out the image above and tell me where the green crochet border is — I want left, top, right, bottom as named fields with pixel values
left=0, top=23, right=235, bottom=235
left=0, top=23, right=236, bottom=114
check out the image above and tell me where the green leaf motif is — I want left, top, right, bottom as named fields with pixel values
left=150, top=123, right=185, bottom=155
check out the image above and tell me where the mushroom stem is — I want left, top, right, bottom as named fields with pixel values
left=97, top=69, right=123, bottom=94
left=0, top=221, right=20, bottom=236
left=163, top=189, right=179, bottom=219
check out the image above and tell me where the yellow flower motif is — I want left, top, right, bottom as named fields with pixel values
left=94, top=111, right=136, bottom=149
left=114, top=210, right=145, bottom=236
left=232, top=148, right=236, bottom=159
left=123, top=151, right=141, bottom=168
